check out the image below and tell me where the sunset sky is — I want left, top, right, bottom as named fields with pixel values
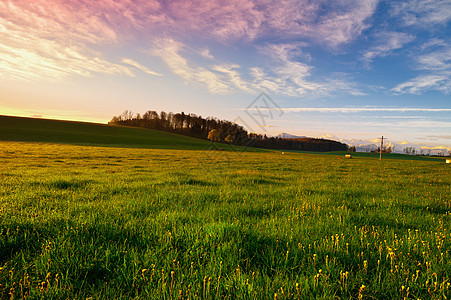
left=0, top=0, right=450, bottom=151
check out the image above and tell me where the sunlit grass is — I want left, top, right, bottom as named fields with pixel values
left=0, top=142, right=450, bottom=299
left=0, top=115, right=211, bottom=150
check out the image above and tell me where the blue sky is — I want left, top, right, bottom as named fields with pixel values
left=0, top=0, right=450, bottom=152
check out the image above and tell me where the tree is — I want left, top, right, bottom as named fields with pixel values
left=404, top=147, right=416, bottom=155
left=207, top=129, right=221, bottom=142
left=159, top=111, right=167, bottom=129
left=225, top=135, right=235, bottom=144
left=109, top=109, right=349, bottom=152
left=120, top=110, right=134, bottom=121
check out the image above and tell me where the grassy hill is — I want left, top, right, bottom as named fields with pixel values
left=0, top=115, right=212, bottom=150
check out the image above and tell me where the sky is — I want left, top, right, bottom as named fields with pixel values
left=0, top=0, right=450, bottom=153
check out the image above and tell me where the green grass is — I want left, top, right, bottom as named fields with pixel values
left=280, top=150, right=447, bottom=162
left=327, top=151, right=447, bottom=162
left=0, top=115, right=212, bottom=150
left=0, top=141, right=450, bottom=299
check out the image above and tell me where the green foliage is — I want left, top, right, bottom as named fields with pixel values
left=225, top=135, right=235, bottom=144
left=207, top=129, right=221, bottom=142
left=0, top=142, right=450, bottom=299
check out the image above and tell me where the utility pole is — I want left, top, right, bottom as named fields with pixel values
left=379, top=136, right=384, bottom=161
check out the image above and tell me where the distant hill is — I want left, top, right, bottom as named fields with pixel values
left=0, top=115, right=212, bottom=150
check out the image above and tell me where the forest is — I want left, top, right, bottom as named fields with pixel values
left=109, top=110, right=349, bottom=152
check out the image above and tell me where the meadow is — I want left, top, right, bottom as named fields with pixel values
left=0, top=116, right=211, bottom=150
left=1, top=141, right=450, bottom=299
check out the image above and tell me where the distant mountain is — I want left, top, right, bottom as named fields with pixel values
left=275, top=132, right=308, bottom=139
left=355, top=144, right=379, bottom=153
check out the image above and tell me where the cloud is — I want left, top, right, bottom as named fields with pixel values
left=420, top=38, right=447, bottom=50
left=150, top=39, right=363, bottom=97
left=162, top=0, right=263, bottom=41
left=249, top=43, right=363, bottom=96
left=212, top=64, right=253, bottom=93
left=249, top=67, right=287, bottom=94
left=0, top=1, right=137, bottom=81
left=200, top=49, right=214, bottom=59
left=267, top=44, right=316, bottom=90
left=150, top=38, right=263, bottom=95
left=254, top=44, right=319, bottom=95
left=363, top=31, right=415, bottom=62
left=318, top=133, right=337, bottom=140
left=390, top=0, right=451, bottom=27
left=150, top=38, right=231, bottom=94
left=384, top=2, right=451, bottom=95
left=392, top=40, right=451, bottom=94
left=420, top=145, right=451, bottom=153
left=1, top=0, right=380, bottom=46
left=121, top=58, right=162, bottom=76
left=118, top=0, right=377, bottom=47
left=395, top=120, right=451, bottom=129
left=198, top=0, right=377, bottom=47
left=0, top=1, right=121, bottom=45
left=254, top=0, right=378, bottom=47
left=0, top=28, right=134, bottom=81
left=312, top=0, right=379, bottom=47
left=392, top=74, right=451, bottom=94
left=272, top=107, right=451, bottom=112
left=416, top=47, right=451, bottom=71
left=0, top=0, right=380, bottom=86
left=425, top=135, right=451, bottom=140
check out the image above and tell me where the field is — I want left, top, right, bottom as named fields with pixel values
left=1, top=140, right=450, bottom=299
left=0, top=115, right=211, bottom=150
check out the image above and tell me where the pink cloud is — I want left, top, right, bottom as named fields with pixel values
left=156, top=0, right=378, bottom=45
left=2, top=0, right=378, bottom=44
left=0, top=0, right=379, bottom=82
left=0, top=0, right=165, bottom=80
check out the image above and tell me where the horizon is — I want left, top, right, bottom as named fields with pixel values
left=1, top=1, right=450, bottom=150
left=1, top=113, right=448, bottom=155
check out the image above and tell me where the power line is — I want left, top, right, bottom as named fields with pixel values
left=378, top=136, right=389, bottom=161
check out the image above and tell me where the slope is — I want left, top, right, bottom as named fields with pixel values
left=0, top=115, right=211, bottom=150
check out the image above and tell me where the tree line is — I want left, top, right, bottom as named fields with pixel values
left=109, top=110, right=348, bottom=152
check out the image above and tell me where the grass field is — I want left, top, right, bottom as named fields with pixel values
left=1, top=141, right=450, bottom=299
left=323, top=151, right=447, bottom=162
left=282, top=150, right=447, bottom=163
